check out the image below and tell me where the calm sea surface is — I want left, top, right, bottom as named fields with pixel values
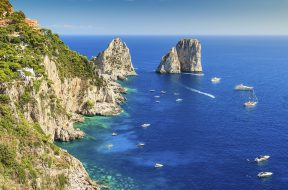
left=58, top=36, right=288, bottom=190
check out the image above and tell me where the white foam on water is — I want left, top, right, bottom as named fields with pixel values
left=177, top=82, right=215, bottom=99
left=185, top=87, right=216, bottom=99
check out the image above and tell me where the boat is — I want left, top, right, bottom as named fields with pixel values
left=112, top=132, right=118, bottom=136
left=257, top=172, right=273, bottom=178
left=161, top=91, right=166, bottom=94
left=176, top=98, right=183, bottom=102
left=155, top=100, right=160, bottom=103
left=150, top=90, right=155, bottom=92
left=174, top=93, right=180, bottom=96
left=211, top=77, right=221, bottom=83
left=141, top=123, right=151, bottom=128
left=235, top=84, right=254, bottom=91
left=106, top=144, right=114, bottom=149
left=137, top=143, right=145, bottom=147
left=244, top=90, right=258, bottom=107
left=155, top=163, right=164, bottom=168
left=154, top=96, right=160, bottom=98
left=255, top=155, right=270, bottom=163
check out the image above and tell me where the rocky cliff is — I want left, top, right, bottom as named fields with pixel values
left=93, top=38, right=136, bottom=80
left=156, top=39, right=202, bottom=74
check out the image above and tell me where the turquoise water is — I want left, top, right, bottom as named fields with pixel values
left=59, top=36, right=288, bottom=190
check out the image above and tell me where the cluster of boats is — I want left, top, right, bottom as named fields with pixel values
left=211, top=77, right=258, bottom=107
left=150, top=89, right=183, bottom=103
left=254, top=155, right=273, bottom=178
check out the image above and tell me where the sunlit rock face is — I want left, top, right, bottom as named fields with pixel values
left=156, top=39, right=202, bottom=74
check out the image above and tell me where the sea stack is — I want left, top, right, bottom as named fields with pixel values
left=93, top=38, right=136, bottom=80
left=156, top=39, right=202, bottom=74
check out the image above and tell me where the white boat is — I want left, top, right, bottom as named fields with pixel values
left=161, top=91, right=166, bottom=94
left=211, top=77, right=221, bottom=83
left=106, top=144, right=114, bottom=149
left=154, top=96, right=160, bottom=98
left=255, top=155, right=270, bottom=163
left=141, top=123, right=151, bottom=128
left=155, top=163, right=164, bottom=168
left=257, top=172, right=273, bottom=178
left=112, top=132, right=118, bottom=136
left=244, top=90, right=258, bottom=107
left=174, top=93, right=180, bottom=96
left=150, top=90, right=155, bottom=92
left=137, top=143, right=145, bottom=147
left=155, top=100, right=160, bottom=103
left=235, top=84, right=254, bottom=91
left=176, top=98, right=183, bottom=102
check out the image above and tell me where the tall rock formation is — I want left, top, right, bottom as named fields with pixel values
left=156, top=39, right=202, bottom=74
left=93, top=38, right=136, bottom=80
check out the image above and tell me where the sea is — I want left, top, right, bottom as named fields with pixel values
left=58, top=36, right=288, bottom=190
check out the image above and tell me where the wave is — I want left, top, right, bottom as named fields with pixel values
left=185, top=86, right=216, bottom=99
left=177, top=83, right=215, bottom=99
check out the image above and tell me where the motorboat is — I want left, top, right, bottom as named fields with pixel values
left=244, top=90, right=258, bottom=107
left=174, top=93, right=180, bottom=96
left=155, top=100, right=160, bottom=103
left=154, top=96, right=160, bottom=98
left=155, top=163, right=164, bottom=168
left=137, top=143, right=145, bottom=147
left=257, top=172, right=273, bottom=178
left=141, top=123, right=151, bottom=128
left=211, top=77, right=221, bottom=83
left=112, top=132, right=118, bottom=136
left=176, top=98, right=183, bottom=102
left=161, top=91, right=167, bottom=94
left=106, top=144, right=113, bottom=149
left=255, top=155, right=270, bottom=163
left=150, top=90, right=155, bottom=92
left=235, top=84, right=254, bottom=91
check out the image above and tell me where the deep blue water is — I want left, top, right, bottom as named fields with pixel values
left=59, top=36, right=288, bottom=190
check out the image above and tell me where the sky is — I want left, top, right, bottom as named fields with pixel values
left=10, top=0, right=288, bottom=35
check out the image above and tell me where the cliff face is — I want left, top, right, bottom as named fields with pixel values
left=156, top=39, right=202, bottom=74
left=93, top=38, right=136, bottom=80
left=157, top=47, right=181, bottom=74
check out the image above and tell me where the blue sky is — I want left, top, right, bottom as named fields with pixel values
left=10, top=0, right=288, bottom=35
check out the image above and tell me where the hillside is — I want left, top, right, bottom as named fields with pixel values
left=0, top=1, right=125, bottom=189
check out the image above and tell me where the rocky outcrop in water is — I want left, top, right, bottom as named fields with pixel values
left=156, top=39, right=202, bottom=74
left=93, top=38, right=136, bottom=80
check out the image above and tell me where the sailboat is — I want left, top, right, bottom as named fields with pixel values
left=244, top=90, right=258, bottom=107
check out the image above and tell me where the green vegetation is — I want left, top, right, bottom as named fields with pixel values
left=86, top=99, right=95, bottom=110
left=0, top=0, right=12, bottom=16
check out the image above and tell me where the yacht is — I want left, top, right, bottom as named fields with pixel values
left=257, top=172, right=273, bottom=178
left=235, top=84, right=254, bottom=91
left=255, top=155, right=270, bottom=163
left=155, top=163, right=164, bottom=168
left=244, top=90, right=258, bottom=107
left=141, top=123, right=151, bottom=128
left=211, top=77, right=221, bottom=83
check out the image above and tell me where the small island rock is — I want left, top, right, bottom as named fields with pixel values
left=156, top=39, right=202, bottom=74
left=93, top=38, right=136, bottom=80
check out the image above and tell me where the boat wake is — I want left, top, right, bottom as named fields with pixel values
left=185, top=87, right=216, bottom=99
left=177, top=83, right=215, bottom=99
